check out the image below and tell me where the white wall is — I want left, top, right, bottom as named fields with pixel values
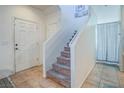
left=93, top=5, right=121, bottom=24
left=60, top=5, right=89, bottom=34
left=43, top=6, right=60, bottom=39
left=70, top=7, right=96, bottom=87
left=120, top=6, right=124, bottom=53
left=0, top=5, right=45, bottom=75
left=71, top=26, right=96, bottom=87
left=60, top=5, right=89, bottom=46
left=43, top=5, right=89, bottom=77
left=120, top=6, right=124, bottom=71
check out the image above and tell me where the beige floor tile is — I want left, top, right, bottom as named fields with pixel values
left=87, top=74, right=101, bottom=84
left=15, top=81, right=33, bottom=88
left=10, top=65, right=63, bottom=88
left=10, top=63, right=124, bottom=88
left=119, top=78, right=124, bottom=88
left=99, top=79, right=119, bottom=88
left=39, top=78, right=64, bottom=88
left=118, top=71, right=124, bottom=78
left=82, top=80, right=99, bottom=88
left=95, top=63, right=104, bottom=70
left=82, top=63, right=122, bottom=88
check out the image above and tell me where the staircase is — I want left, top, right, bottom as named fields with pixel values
left=47, top=31, right=77, bottom=88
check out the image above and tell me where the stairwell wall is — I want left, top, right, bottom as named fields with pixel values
left=43, top=5, right=89, bottom=77
left=70, top=7, right=97, bottom=87
left=60, top=5, right=89, bottom=37
left=43, top=6, right=61, bottom=39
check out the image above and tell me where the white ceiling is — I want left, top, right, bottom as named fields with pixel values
left=31, top=5, right=54, bottom=11
left=31, top=5, right=60, bottom=15
left=92, top=5, right=121, bottom=23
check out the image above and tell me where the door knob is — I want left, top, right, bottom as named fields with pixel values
left=15, top=48, right=18, bottom=50
left=15, top=44, right=18, bottom=46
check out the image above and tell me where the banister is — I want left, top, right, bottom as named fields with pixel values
left=69, top=30, right=78, bottom=47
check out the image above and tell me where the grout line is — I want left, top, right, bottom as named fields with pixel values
left=98, top=64, right=121, bottom=88
left=116, top=67, right=121, bottom=87
left=8, top=77, right=16, bottom=88
left=98, top=64, right=104, bottom=88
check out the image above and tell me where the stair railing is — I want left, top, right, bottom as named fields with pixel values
left=69, top=11, right=91, bottom=47
left=69, top=30, right=78, bottom=47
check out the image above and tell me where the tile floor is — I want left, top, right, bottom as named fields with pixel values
left=0, top=78, right=14, bottom=88
left=10, top=65, right=64, bottom=88
left=10, top=63, right=124, bottom=88
left=82, top=63, right=124, bottom=88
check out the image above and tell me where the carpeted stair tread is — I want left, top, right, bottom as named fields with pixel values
left=64, top=46, right=70, bottom=51
left=53, top=63, right=70, bottom=69
left=53, top=63, right=70, bottom=76
left=61, top=51, right=70, bottom=58
left=47, top=69, right=71, bottom=87
left=57, top=56, right=70, bottom=60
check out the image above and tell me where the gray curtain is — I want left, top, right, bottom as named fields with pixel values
left=96, top=22, right=120, bottom=64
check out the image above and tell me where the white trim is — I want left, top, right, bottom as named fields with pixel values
left=13, top=17, right=40, bottom=73
left=97, top=21, right=121, bottom=25
left=43, top=42, right=46, bottom=78
left=8, top=77, right=16, bottom=88
left=12, top=16, right=16, bottom=75
left=96, top=61, right=119, bottom=66
left=70, top=43, right=76, bottom=87
left=14, top=17, right=38, bottom=24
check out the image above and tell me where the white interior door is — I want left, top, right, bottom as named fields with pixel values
left=47, top=23, right=58, bottom=39
left=14, top=18, right=40, bottom=72
left=96, top=22, right=120, bottom=64
left=107, top=23, right=120, bottom=62
left=97, top=24, right=107, bottom=61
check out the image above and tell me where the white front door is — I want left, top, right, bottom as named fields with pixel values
left=14, top=18, right=40, bottom=72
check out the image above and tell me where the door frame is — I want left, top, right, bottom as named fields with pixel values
left=13, top=17, right=39, bottom=74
